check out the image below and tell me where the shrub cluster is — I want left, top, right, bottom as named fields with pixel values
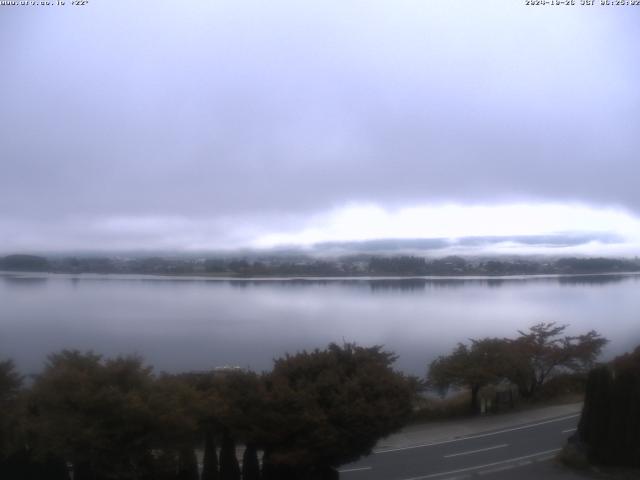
left=0, top=344, right=417, bottom=480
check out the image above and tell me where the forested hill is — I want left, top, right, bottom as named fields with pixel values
left=1, top=254, right=640, bottom=277
left=0, top=254, right=49, bottom=272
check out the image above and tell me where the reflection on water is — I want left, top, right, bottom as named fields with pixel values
left=2, top=276, right=49, bottom=288
left=557, top=274, right=631, bottom=286
left=369, top=279, right=428, bottom=292
left=1, top=272, right=639, bottom=376
left=4, top=272, right=634, bottom=290
left=222, top=274, right=636, bottom=291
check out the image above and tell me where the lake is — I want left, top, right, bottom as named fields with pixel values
left=1, top=272, right=639, bottom=376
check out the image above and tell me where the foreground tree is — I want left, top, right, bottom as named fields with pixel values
left=241, top=444, right=260, bottom=480
left=178, top=371, right=221, bottom=480
left=575, top=345, right=640, bottom=467
left=510, top=323, right=608, bottom=398
left=0, top=359, right=29, bottom=479
left=148, top=373, right=203, bottom=480
left=177, top=447, right=199, bottom=480
left=428, top=323, right=608, bottom=412
left=259, top=343, right=416, bottom=479
left=219, top=430, right=241, bottom=480
left=190, top=369, right=266, bottom=480
left=201, top=430, right=219, bottom=480
left=0, top=360, right=22, bottom=458
left=428, top=338, right=511, bottom=414
left=1, top=358, right=72, bottom=480
left=30, top=351, right=159, bottom=480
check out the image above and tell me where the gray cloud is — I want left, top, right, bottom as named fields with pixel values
left=1, top=1, right=639, bottom=250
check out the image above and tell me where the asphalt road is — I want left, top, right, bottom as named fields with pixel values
left=339, top=413, right=583, bottom=480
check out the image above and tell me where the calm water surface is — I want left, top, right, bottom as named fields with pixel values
left=1, top=273, right=639, bottom=376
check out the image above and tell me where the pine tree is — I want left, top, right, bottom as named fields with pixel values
left=219, top=431, right=241, bottom=480
left=609, top=346, right=640, bottom=467
left=241, top=444, right=260, bottom=480
left=579, top=365, right=612, bottom=463
left=577, top=346, right=640, bottom=467
left=177, top=447, right=199, bottom=480
left=202, top=430, right=219, bottom=480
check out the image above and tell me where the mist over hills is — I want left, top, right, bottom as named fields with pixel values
left=1, top=232, right=624, bottom=259
left=1, top=233, right=639, bottom=278
left=309, top=232, right=623, bottom=255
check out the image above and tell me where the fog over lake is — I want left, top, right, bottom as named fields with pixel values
left=2, top=272, right=639, bottom=377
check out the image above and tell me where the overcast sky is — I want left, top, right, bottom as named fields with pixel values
left=1, top=1, right=639, bottom=254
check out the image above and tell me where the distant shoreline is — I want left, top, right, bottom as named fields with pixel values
left=2, top=270, right=640, bottom=282
left=3, top=254, right=639, bottom=279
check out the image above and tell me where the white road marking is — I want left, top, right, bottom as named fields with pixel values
left=376, top=414, right=579, bottom=454
left=534, top=454, right=558, bottom=462
left=443, top=443, right=508, bottom=458
left=562, top=427, right=577, bottom=433
left=398, top=448, right=562, bottom=480
left=478, top=463, right=517, bottom=475
left=338, top=466, right=372, bottom=473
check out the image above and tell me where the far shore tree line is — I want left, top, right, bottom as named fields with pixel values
left=2, top=253, right=640, bottom=277
left=0, top=323, right=630, bottom=479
